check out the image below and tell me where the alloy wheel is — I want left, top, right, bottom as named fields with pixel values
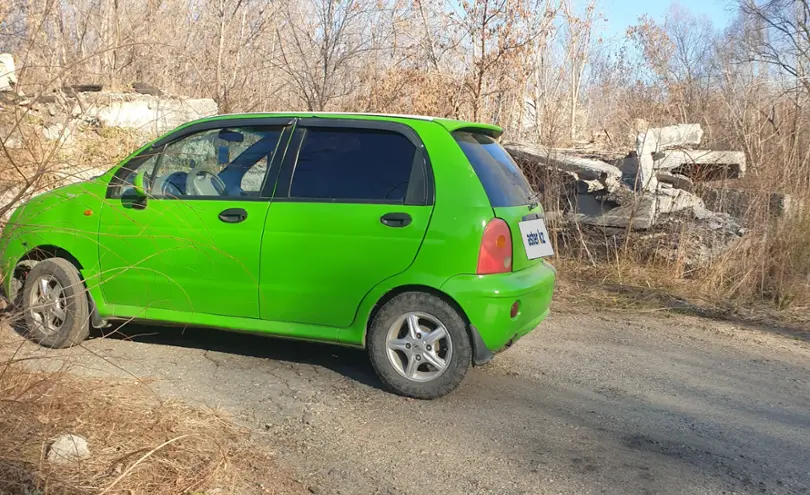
left=28, top=275, right=67, bottom=335
left=385, top=312, right=453, bottom=382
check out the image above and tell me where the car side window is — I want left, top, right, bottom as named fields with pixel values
left=110, top=149, right=163, bottom=198
left=149, top=126, right=282, bottom=198
left=289, top=128, right=417, bottom=202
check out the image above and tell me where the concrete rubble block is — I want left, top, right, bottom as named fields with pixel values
left=647, top=124, right=704, bottom=149
left=635, top=212, right=744, bottom=270
left=42, top=120, right=83, bottom=147
left=578, top=179, right=606, bottom=193
left=85, top=94, right=218, bottom=134
left=700, top=186, right=797, bottom=218
left=654, top=150, right=746, bottom=179
left=655, top=185, right=704, bottom=215
left=43, top=122, right=69, bottom=142
left=656, top=171, right=694, bottom=191
left=578, top=195, right=658, bottom=230
left=574, top=192, right=614, bottom=217
left=635, top=124, right=704, bottom=191
left=601, top=184, right=637, bottom=206
left=1, top=125, right=24, bottom=149
left=0, top=54, right=16, bottom=91
left=634, top=133, right=659, bottom=192
left=47, top=433, right=90, bottom=464
left=505, top=143, right=623, bottom=190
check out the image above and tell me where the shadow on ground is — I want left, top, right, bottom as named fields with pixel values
left=91, top=322, right=385, bottom=391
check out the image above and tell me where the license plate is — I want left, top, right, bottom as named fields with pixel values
left=518, top=218, right=554, bottom=259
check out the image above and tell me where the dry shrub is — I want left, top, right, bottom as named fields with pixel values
left=702, top=208, right=810, bottom=310
left=0, top=358, right=303, bottom=495
left=355, top=67, right=464, bottom=118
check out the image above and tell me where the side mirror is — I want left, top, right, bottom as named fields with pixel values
left=133, top=170, right=147, bottom=198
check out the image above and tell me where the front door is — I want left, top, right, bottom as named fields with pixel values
left=98, top=123, right=289, bottom=319
left=259, top=121, right=434, bottom=328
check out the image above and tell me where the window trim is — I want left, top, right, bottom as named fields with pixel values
left=105, top=118, right=295, bottom=201
left=106, top=144, right=166, bottom=199
left=150, top=117, right=296, bottom=149
left=272, top=119, right=435, bottom=206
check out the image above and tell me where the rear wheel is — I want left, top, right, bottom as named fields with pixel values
left=22, top=258, right=90, bottom=349
left=368, top=292, right=471, bottom=399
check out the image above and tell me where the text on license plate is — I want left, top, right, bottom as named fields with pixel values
left=518, top=218, right=554, bottom=259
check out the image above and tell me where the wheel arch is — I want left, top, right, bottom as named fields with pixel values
left=12, top=245, right=83, bottom=294
left=366, top=284, right=471, bottom=331
left=364, top=284, right=492, bottom=366
left=18, top=244, right=85, bottom=269
left=11, top=245, right=106, bottom=328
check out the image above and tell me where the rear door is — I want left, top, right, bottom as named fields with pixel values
left=453, top=130, right=551, bottom=270
left=259, top=119, right=434, bottom=328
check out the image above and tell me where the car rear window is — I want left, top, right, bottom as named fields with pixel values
left=454, top=131, right=534, bottom=207
left=290, top=128, right=416, bottom=202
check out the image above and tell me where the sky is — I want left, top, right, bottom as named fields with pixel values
left=597, top=0, right=737, bottom=40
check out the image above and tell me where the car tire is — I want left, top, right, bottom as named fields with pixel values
left=22, top=258, right=90, bottom=349
left=368, top=292, right=472, bottom=399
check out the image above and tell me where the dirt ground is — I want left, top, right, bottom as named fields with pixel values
left=4, top=306, right=809, bottom=495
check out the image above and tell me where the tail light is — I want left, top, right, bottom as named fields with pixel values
left=477, top=218, right=512, bottom=274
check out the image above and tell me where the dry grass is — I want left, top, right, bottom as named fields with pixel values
left=0, top=356, right=305, bottom=495
left=553, top=259, right=810, bottom=331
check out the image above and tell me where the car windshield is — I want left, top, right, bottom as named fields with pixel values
left=453, top=131, right=535, bottom=207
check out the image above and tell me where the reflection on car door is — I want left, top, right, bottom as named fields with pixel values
left=259, top=121, right=434, bottom=328
left=98, top=123, right=290, bottom=319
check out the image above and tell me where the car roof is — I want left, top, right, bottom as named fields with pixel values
left=205, top=112, right=504, bottom=137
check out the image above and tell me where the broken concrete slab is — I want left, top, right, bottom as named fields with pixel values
left=634, top=124, right=706, bottom=191
left=83, top=94, right=218, bottom=134
left=574, top=192, right=615, bottom=217
left=699, top=186, right=796, bottom=218
left=577, top=195, right=658, bottom=229
left=0, top=54, right=15, bottom=92
left=576, top=187, right=704, bottom=230
left=655, top=186, right=704, bottom=215
left=42, top=122, right=70, bottom=142
left=579, top=179, right=607, bottom=193
left=635, top=213, right=744, bottom=270
left=635, top=132, right=659, bottom=191
left=654, top=150, right=746, bottom=179
left=1, top=125, right=23, bottom=149
left=505, top=143, right=623, bottom=190
left=646, top=124, right=704, bottom=149
left=656, top=171, right=694, bottom=191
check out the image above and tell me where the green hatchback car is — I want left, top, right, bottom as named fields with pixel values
left=0, top=113, right=556, bottom=398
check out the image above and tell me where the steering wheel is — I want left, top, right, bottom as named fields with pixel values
left=186, top=163, right=227, bottom=196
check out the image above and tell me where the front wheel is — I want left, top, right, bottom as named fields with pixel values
left=368, top=292, right=472, bottom=399
left=22, top=258, right=90, bottom=348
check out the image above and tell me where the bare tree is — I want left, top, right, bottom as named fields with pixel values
left=562, top=0, right=598, bottom=141
left=452, top=0, right=558, bottom=122
left=741, top=0, right=810, bottom=92
left=276, top=0, right=373, bottom=111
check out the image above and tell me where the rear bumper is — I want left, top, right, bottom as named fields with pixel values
left=441, top=260, right=556, bottom=353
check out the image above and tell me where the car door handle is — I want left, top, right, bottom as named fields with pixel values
left=380, top=212, right=412, bottom=228
left=218, top=208, right=248, bottom=223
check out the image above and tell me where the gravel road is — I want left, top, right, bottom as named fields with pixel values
left=7, top=308, right=810, bottom=495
